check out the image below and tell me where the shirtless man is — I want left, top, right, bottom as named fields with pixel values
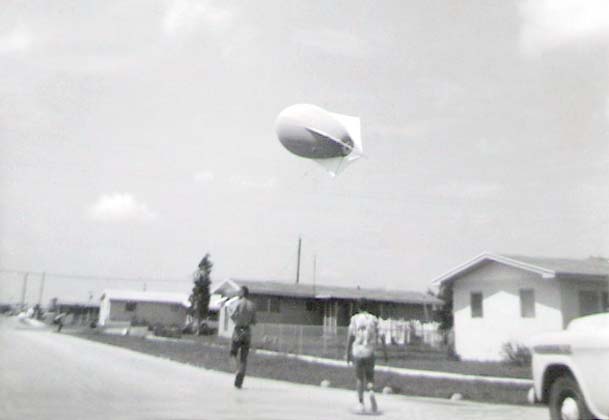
left=229, top=286, right=257, bottom=389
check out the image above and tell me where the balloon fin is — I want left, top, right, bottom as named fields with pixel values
left=311, top=112, right=362, bottom=176
left=328, top=112, right=363, bottom=155
left=304, top=127, right=354, bottom=155
left=312, top=157, right=347, bottom=177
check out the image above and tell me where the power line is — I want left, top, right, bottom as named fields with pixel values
left=0, top=268, right=188, bottom=284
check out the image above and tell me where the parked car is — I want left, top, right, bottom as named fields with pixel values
left=529, top=313, right=609, bottom=420
left=182, top=313, right=219, bottom=335
left=200, top=312, right=219, bottom=334
left=153, top=323, right=182, bottom=339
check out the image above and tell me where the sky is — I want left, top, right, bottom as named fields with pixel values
left=1, top=0, right=609, bottom=304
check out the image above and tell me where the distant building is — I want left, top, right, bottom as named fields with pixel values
left=213, top=279, right=442, bottom=338
left=49, top=298, right=100, bottom=324
left=433, top=252, right=609, bottom=361
left=98, top=290, right=190, bottom=327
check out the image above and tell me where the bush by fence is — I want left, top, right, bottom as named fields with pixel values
left=501, top=341, right=532, bottom=366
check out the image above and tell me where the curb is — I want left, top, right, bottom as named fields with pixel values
left=253, top=349, right=532, bottom=386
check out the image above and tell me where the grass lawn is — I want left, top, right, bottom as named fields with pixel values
left=382, top=349, right=531, bottom=379
left=73, top=329, right=532, bottom=406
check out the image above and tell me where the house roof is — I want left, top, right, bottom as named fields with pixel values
left=212, top=279, right=442, bottom=305
left=101, top=289, right=191, bottom=307
left=55, top=301, right=100, bottom=309
left=432, top=252, right=609, bottom=286
left=209, top=294, right=227, bottom=311
left=504, top=255, right=609, bottom=276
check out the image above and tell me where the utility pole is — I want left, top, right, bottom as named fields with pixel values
left=313, top=254, right=317, bottom=293
left=38, top=272, right=45, bottom=306
left=296, top=236, right=302, bottom=284
left=20, top=273, right=28, bottom=310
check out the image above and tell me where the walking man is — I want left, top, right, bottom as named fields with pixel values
left=346, top=298, right=387, bottom=414
left=229, top=286, right=256, bottom=389
left=54, top=312, right=67, bottom=333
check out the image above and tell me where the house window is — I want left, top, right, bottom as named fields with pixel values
left=519, top=289, right=536, bottom=318
left=252, top=296, right=267, bottom=311
left=269, top=297, right=280, bottom=313
left=125, top=301, right=137, bottom=312
left=470, top=292, right=483, bottom=318
left=305, top=300, right=316, bottom=311
left=170, top=304, right=180, bottom=312
left=579, top=290, right=600, bottom=317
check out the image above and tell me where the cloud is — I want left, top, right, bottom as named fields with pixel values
left=376, top=122, right=432, bottom=140
left=87, top=193, right=158, bottom=223
left=292, top=29, right=373, bottom=59
left=431, top=182, right=502, bottom=200
left=43, top=51, right=146, bottom=74
left=520, top=0, right=609, bottom=54
left=163, top=0, right=233, bottom=39
left=375, top=115, right=463, bottom=141
left=193, top=170, right=215, bottom=183
left=229, top=175, right=277, bottom=190
left=0, top=25, right=31, bottom=55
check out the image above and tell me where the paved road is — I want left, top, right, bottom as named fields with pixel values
left=0, top=316, right=547, bottom=420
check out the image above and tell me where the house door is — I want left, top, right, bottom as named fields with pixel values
left=323, top=301, right=336, bottom=334
left=336, top=301, right=351, bottom=327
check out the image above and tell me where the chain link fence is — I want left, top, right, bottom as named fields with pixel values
left=251, top=321, right=450, bottom=361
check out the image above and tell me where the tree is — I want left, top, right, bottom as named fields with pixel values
left=189, top=253, right=212, bottom=335
left=436, top=282, right=453, bottom=331
left=429, top=283, right=457, bottom=359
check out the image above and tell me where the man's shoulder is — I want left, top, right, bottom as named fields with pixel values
left=353, top=311, right=377, bottom=319
left=351, top=312, right=378, bottom=323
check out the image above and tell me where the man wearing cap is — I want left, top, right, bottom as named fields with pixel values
left=229, top=286, right=257, bottom=389
left=346, top=298, right=387, bottom=413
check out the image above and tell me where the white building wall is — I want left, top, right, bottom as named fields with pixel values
left=218, top=303, right=234, bottom=338
left=107, top=300, right=187, bottom=327
left=218, top=297, right=241, bottom=338
left=453, top=262, right=563, bottom=361
left=98, top=296, right=111, bottom=326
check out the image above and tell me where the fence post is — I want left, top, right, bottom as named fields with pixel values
left=322, top=331, right=326, bottom=356
left=298, top=325, right=303, bottom=355
left=336, top=332, right=340, bottom=360
left=258, top=323, right=264, bottom=349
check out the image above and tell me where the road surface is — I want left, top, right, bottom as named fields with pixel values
left=0, top=316, right=547, bottom=420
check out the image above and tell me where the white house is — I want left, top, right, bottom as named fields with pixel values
left=213, top=278, right=442, bottom=339
left=98, top=289, right=190, bottom=327
left=433, top=253, right=609, bottom=361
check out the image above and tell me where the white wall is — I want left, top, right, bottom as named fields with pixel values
left=218, top=303, right=234, bottom=338
left=98, top=296, right=110, bottom=326
left=107, top=299, right=187, bottom=327
left=453, top=262, right=563, bottom=361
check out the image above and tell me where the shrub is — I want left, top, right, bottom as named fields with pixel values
left=502, top=342, right=531, bottom=366
left=153, top=323, right=182, bottom=338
